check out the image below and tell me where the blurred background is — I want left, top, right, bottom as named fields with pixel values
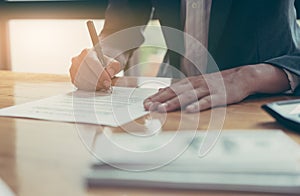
left=0, top=0, right=166, bottom=77
left=1, top=0, right=300, bottom=76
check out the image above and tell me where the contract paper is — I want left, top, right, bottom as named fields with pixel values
left=0, top=87, right=157, bottom=127
left=0, top=178, right=14, bottom=196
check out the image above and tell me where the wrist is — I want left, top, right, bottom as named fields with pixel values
left=234, top=66, right=255, bottom=96
left=237, top=65, right=259, bottom=95
left=239, top=63, right=290, bottom=95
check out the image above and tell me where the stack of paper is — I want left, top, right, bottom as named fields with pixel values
left=86, top=130, right=300, bottom=194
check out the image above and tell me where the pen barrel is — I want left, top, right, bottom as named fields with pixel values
left=94, top=44, right=107, bottom=67
left=87, top=20, right=99, bottom=46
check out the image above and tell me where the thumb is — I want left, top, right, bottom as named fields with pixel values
left=104, top=56, right=121, bottom=78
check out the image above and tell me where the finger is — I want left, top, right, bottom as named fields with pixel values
left=69, top=49, right=90, bottom=84
left=72, top=48, right=89, bottom=65
left=78, top=48, right=89, bottom=61
left=157, top=89, right=209, bottom=112
left=74, top=61, right=102, bottom=91
left=70, top=57, right=83, bottom=83
left=75, top=70, right=110, bottom=91
left=145, top=83, right=188, bottom=104
left=70, top=63, right=78, bottom=84
left=143, top=79, right=197, bottom=110
left=83, top=50, right=112, bottom=90
left=143, top=87, right=176, bottom=110
left=104, top=56, right=121, bottom=78
left=73, top=54, right=108, bottom=91
left=148, top=102, right=161, bottom=111
left=185, top=94, right=225, bottom=113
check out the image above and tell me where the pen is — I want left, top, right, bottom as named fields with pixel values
left=86, top=20, right=112, bottom=92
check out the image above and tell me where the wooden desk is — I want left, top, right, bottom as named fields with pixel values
left=0, top=71, right=299, bottom=196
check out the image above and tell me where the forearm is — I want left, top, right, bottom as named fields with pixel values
left=240, top=63, right=290, bottom=95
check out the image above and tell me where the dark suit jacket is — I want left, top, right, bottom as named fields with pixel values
left=100, top=0, right=300, bottom=84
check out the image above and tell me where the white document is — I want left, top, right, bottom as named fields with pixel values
left=87, top=130, right=300, bottom=194
left=0, top=87, right=157, bottom=127
left=0, top=178, right=15, bottom=196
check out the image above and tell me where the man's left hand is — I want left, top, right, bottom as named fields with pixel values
left=143, top=64, right=290, bottom=113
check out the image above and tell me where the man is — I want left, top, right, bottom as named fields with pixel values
left=70, top=0, right=300, bottom=113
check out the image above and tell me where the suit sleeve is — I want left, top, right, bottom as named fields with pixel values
left=99, top=0, right=153, bottom=69
left=262, top=1, right=300, bottom=93
left=265, top=52, right=300, bottom=95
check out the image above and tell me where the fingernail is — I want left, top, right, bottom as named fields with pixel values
left=158, top=103, right=168, bottom=113
left=186, top=105, right=193, bottom=112
left=150, top=102, right=161, bottom=111
left=186, top=104, right=197, bottom=113
left=144, top=101, right=153, bottom=109
left=103, top=80, right=111, bottom=89
left=106, top=68, right=115, bottom=78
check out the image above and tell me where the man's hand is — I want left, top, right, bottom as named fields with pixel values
left=69, top=48, right=121, bottom=91
left=144, top=64, right=290, bottom=113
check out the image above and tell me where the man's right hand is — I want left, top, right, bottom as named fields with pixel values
left=69, top=48, right=121, bottom=91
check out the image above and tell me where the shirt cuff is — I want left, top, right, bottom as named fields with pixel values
left=283, top=69, right=300, bottom=93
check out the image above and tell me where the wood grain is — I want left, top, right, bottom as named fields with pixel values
left=0, top=71, right=299, bottom=196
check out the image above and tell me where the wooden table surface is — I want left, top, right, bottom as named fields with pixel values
left=0, top=71, right=299, bottom=196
